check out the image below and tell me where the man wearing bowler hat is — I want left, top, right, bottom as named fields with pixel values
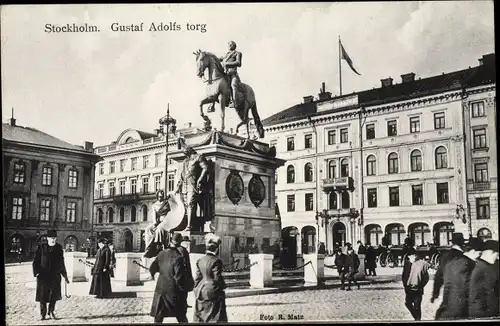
left=178, top=235, right=195, bottom=308
left=32, top=230, right=70, bottom=320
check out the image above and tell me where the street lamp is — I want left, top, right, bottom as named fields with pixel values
left=316, top=209, right=329, bottom=251
left=158, top=104, right=177, bottom=193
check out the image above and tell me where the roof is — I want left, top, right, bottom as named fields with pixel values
left=2, top=123, right=92, bottom=154
left=136, top=130, right=157, bottom=140
left=262, top=54, right=496, bottom=127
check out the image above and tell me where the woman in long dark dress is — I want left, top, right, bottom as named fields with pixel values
left=193, top=233, right=228, bottom=323
left=89, top=237, right=112, bottom=298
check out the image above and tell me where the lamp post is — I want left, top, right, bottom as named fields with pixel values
left=316, top=209, right=329, bottom=251
left=158, top=104, right=177, bottom=193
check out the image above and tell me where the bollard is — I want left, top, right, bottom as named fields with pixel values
left=303, top=254, right=325, bottom=285
left=355, top=254, right=367, bottom=281
left=249, top=254, right=273, bottom=288
left=189, top=253, right=205, bottom=281
left=114, top=253, right=144, bottom=286
left=64, top=252, right=88, bottom=282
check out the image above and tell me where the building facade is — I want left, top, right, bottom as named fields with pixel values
left=262, top=53, right=496, bottom=257
left=92, top=123, right=201, bottom=252
left=3, top=118, right=101, bottom=261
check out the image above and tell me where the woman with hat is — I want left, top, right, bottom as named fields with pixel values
left=89, top=237, right=112, bottom=299
left=193, top=233, right=228, bottom=323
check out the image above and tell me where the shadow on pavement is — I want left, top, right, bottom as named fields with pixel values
left=77, top=312, right=150, bottom=320
left=228, top=301, right=308, bottom=307
left=95, top=292, right=138, bottom=298
left=358, top=286, right=402, bottom=291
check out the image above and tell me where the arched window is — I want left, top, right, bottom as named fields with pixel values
left=366, top=155, right=376, bottom=176
left=477, top=228, right=492, bottom=241
left=435, top=223, right=454, bottom=246
left=304, top=163, right=313, bottom=182
left=97, top=208, right=103, bottom=224
left=435, top=146, right=448, bottom=169
left=386, top=224, right=406, bottom=246
left=10, top=235, right=23, bottom=252
left=287, top=165, right=295, bottom=183
left=365, top=224, right=383, bottom=246
left=341, top=192, right=350, bottom=209
left=329, top=192, right=338, bottom=210
left=142, top=205, right=148, bottom=222
left=131, top=206, right=136, bottom=222
left=328, top=160, right=337, bottom=179
left=340, top=159, right=349, bottom=177
left=301, top=226, right=316, bottom=254
left=388, top=153, right=399, bottom=174
left=409, top=223, right=431, bottom=246
left=108, top=207, right=114, bottom=223
left=119, top=207, right=125, bottom=222
left=410, top=150, right=422, bottom=172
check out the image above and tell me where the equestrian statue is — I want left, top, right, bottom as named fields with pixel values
left=194, top=41, right=265, bottom=139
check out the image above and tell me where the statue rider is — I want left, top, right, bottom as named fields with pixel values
left=219, top=40, right=242, bottom=109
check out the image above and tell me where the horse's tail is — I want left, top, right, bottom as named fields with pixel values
left=251, top=102, right=265, bottom=138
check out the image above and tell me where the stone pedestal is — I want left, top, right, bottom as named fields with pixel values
left=303, top=254, right=325, bottom=285
left=355, top=254, right=366, bottom=281
left=64, top=252, right=88, bottom=282
left=114, top=252, right=143, bottom=286
left=232, top=253, right=245, bottom=269
left=249, top=254, right=273, bottom=288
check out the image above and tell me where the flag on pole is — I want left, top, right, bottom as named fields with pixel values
left=340, top=41, right=361, bottom=75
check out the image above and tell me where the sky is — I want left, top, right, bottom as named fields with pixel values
left=1, top=2, right=495, bottom=147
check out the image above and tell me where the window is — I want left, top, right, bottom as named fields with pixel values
left=412, top=185, right=423, bottom=205
left=474, top=163, right=488, bottom=182
left=389, top=187, right=399, bottom=206
left=304, top=163, right=313, bottom=182
left=410, top=116, right=420, bottom=133
left=471, top=101, right=485, bottom=118
left=476, top=198, right=490, bottom=219
left=131, top=206, right=136, bottom=222
left=434, top=112, right=445, bottom=129
left=109, top=182, right=115, bottom=197
left=119, top=207, right=125, bottom=222
left=328, top=130, right=336, bottom=145
left=387, top=120, right=397, bottom=136
left=97, top=183, right=104, bottom=198
left=68, top=169, right=78, bottom=188
left=109, top=161, right=115, bottom=174
left=155, top=176, right=161, bottom=192
left=142, top=177, right=149, bottom=194
left=42, top=166, right=53, bottom=186
left=142, top=205, right=148, bottom=222
left=99, top=163, right=104, bottom=175
left=473, top=128, right=487, bottom=149
left=341, top=192, right=350, bottom=209
left=435, top=146, right=448, bottom=169
left=131, top=179, right=137, bottom=194
left=168, top=174, right=175, bottom=192
left=155, top=153, right=162, bottom=167
left=108, top=208, right=114, bottom=223
left=436, top=183, right=449, bottom=204
left=388, top=153, right=399, bottom=174
left=340, top=128, right=348, bottom=143
left=13, top=162, right=26, bottom=184
left=119, top=180, right=125, bottom=195
left=366, top=155, right=376, bottom=176
left=40, top=199, right=51, bottom=221
left=305, top=193, right=314, bottom=211
left=287, top=166, right=295, bottom=183
left=287, top=195, right=295, bottom=212
left=410, top=150, right=422, bottom=172
left=66, top=202, right=76, bottom=222
left=120, top=159, right=126, bottom=172
left=131, top=157, right=138, bottom=171
left=329, top=192, right=337, bottom=209
left=143, top=155, right=150, bottom=169
left=328, top=160, right=336, bottom=179
left=11, top=197, right=23, bottom=220
left=367, top=188, right=377, bottom=208
left=287, top=137, right=295, bottom=151
left=340, top=159, right=349, bottom=177
left=97, top=209, right=103, bottom=224
left=304, top=134, right=313, bottom=149
left=366, top=124, right=375, bottom=139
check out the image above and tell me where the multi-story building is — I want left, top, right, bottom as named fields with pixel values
left=262, top=53, right=496, bottom=258
left=92, top=122, right=201, bottom=252
left=3, top=116, right=101, bottom=261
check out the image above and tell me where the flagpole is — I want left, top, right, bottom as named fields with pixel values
left=338, top=35, right=342, bottom=96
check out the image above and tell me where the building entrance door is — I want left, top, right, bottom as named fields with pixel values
left=332, top=222, right=346, bottom=248
left=281, top=227, right=298, bottom=268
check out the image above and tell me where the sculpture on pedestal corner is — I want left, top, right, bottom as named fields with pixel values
left=193, top=41, right=265, bottom=138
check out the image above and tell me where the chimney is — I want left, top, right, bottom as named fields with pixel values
left=381, top=77, right=393, bottom=87
left=84, top=141, right=94, bottom=152
left=303, top=95, right=314, bottom=103
left=10, top=108, right=16, bottom=126
left=479, top=53, right=495, bottom=66
left=401, top=73, right=415, bottom=83
left=318, top=82, right=332, bottom=101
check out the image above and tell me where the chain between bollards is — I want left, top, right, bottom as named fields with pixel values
left=133, top=260, right=150, bottom=271
left=323, top=264, right=338, bottom=269
left=273, top=260, right=312, bottom=271
left=78, top=258, right=95, bottom=267
left=222, top=261, right=258, bottom=273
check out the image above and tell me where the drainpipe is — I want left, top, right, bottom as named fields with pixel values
left=307, top=116, right=321, bottom=251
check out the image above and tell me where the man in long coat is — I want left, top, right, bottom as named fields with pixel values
left=341, top=243, right=361, bottom=290
left=149, top=233, right=189, bottom=323
left=177, top=235, right=195, bottom=307
left=469, top=240, right=499, bottom=319
left=32, top=230, right=70, bottom=320
left=365, top=243, right=378, bottom=276
left=89, top=237, right=112, bottom=298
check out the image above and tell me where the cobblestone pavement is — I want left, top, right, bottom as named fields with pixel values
left=6, top=263, right=444, bottom=325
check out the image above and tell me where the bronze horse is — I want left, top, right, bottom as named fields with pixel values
left=194, top=50, right=265, bottom=138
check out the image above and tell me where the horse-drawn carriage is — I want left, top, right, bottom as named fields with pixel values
left=377, top=244, right=451, bottom=269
